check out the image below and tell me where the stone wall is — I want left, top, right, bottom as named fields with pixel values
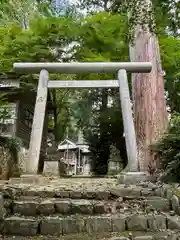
left=157, top=183, right=180, bottom=216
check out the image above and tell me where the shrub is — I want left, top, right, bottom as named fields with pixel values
left=0, top=136, right=22, bottom=179
left=152, top=113, right=180, bottom=182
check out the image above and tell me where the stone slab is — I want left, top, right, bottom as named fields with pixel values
left=147, top=215, right=167, bottom=230
left=38, top=199, right=55, bottom=215
left=43, top=161, right=59, bottom=176
left=62, top=217, right=85, bottom=234
left=2, top=216, right=39, bottom=236
left=0, top=194, right=6, bottom=219
left=71, top=200, right=93, bottom=214
left=55, top=200, right=71, bottom=213
left=117, top=172, right=149, bottom=184
left=40, top=217, right=63, bottom=235
left=13, top=201, right=37, bottom=216
left=146, top=197, right=170, bottom=211
left=111, top=215, right=126, bottom=232
left=171, top=195, right=180, bottom=212
left=134, top=237, right=153, bottom=240
left=110, top=186, right=141, bottom=198
left=85, top=216, right=112, bottom=233
left=167, top=216, right=180, bottom=230
left=126, top=215, right=147, bottom=231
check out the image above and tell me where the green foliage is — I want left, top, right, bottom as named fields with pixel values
left=0, top=101, right=13, bottom=122
left=0, top=136, right=22, bottom=179
left=0, top=16, right=79, bottom=142
left=159, top=36, right=180, bottom=112
left=75, top=12, right=128, bottom=61
left=0, top=16, right=78, bottom=72
left=77, top=0, right=180, bottom=37
left=152, top=113, right=180, bottom=182
left=0, top=136, right=22, bottom=152
left=0, top=0, right=56, bottom=27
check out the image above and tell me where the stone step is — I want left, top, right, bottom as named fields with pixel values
left=6, top=196, right=171, bottom=216
left=2, top=184, right=160, bottom=200
left=0, top=183, right=158, bottom=200
left=1, top=214, right=180, bottom=236
left=11, top=199, right=115, bottom=216
left=1, top=231, right=180, bottom=240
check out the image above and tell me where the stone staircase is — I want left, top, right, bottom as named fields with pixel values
left=0, top=177, right=180, bottom=239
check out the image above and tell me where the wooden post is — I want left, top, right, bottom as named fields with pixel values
left=118, top=69, right=138, bottom=172
left=27, top=69, right=48, bottom=174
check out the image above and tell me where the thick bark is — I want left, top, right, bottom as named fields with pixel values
left=130, top=9, right=168, bottom=171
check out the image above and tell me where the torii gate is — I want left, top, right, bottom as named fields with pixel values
left=13, top=62, right=152, bottom=174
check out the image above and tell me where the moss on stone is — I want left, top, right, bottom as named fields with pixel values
left=118, top=231, right=131, bottom=237
left=173, top=189, right=180, bottom=197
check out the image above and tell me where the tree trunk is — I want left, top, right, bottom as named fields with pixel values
left=129, top=0, right=168, bottom=172
left=51, top=90, right=58, bottom=141
left=98, top=89, right=109, bottom=175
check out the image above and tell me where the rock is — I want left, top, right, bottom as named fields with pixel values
left=55, top=190, right=70, bottom=198
left=3, top=216, right=39, bottom=236
left=85, top=216, right=112, bottom=233
left=147, top=215, right=167, bottom=230
left=109, top=237, right=129, bottom=240
left=154, top=232, right=169, bottom=240
left=171, top=195, right=179, bottom=212
left=161, top=185, right=171, bottom=198
left=117, top=172, right=148, bottom=184
left=111, top=215, right=126, bottom=232
left=170, top=210, right=176, bottom=216
left=96, top=191, right=110, bottom=200
left=71, top=200, right=93, bottom=214
left=148, top=182, right=158, bottom=190
left=117, top=197, right=123, bottom=202
left=141, top=189, right=154, bottom=197
left=25, top=189, right=54, bottom=198
left=176, top=207, right=180, bottom=215
left=70, top=191, right=82, bottom=199
left=0, top=194, right=6, bottom=219
left=83, top=191, right=96, bottom=199
left=166, top=189, right=173, bottom=200
left=55, top=200, right=71, bottom=214
left=38, top=200, right=55, bottom=215
left=110, top=187, right=141, bottom=198
left=13, top=201, right=37, bottom=216
left=154, top=188, right=162, bottom=197
left=93, top=201, right=105, bottom=213
left=167, top=235, right=178, bottom=240
left=154, top=233, right=177, bottom=240
left=126, top=215, right=147, bottom=231
left=40, top=217, right=63, bottom=235
left=62, top=217, right=85, bottom=233
left=134, top=237, right=153, bottom=240
left=146, top=197, right=170, bottom=211
left=3, top=199, right=12, bottom=215
left=8, top=178, right=21, bottom=185
left=167, top=216, right=180, bottom=230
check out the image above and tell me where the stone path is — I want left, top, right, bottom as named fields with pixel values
left=7, top=176, right=118, bottom=190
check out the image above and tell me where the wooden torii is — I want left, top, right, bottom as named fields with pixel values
left=13, top=62, right=152, bottom=174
